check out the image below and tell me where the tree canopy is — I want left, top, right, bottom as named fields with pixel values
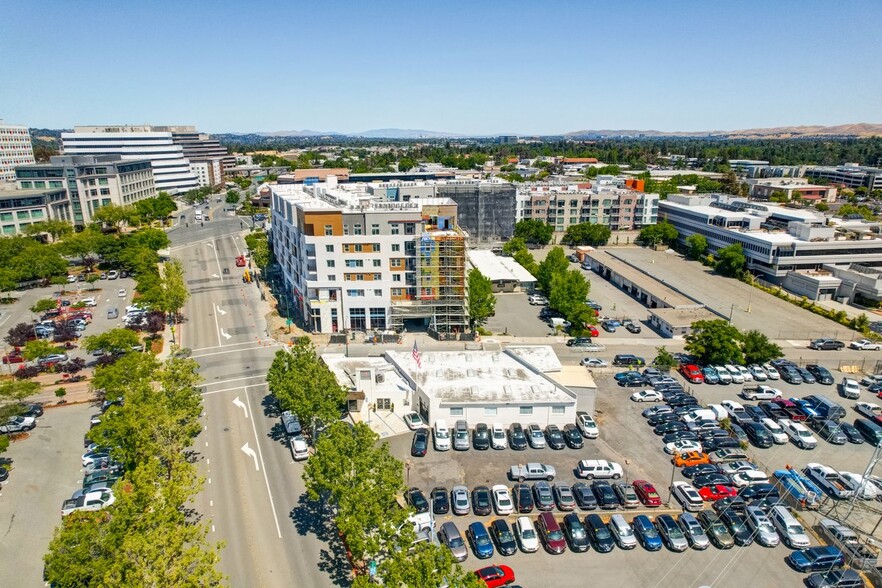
left=685, top=234, right=708, bottom=260
left=638, top=222, right=679, bottom=247
left=560, top=222, right=612, bottom=247
left=684, top=320, right=745, bottom=365
left=536, top=247, right=569, bottom=294
left=513, top=219, right=553, bottom=245
left=741, top=330, right=784, bottom=364
left=466, top=268, right=495, bottom=332
left=715, top=243, right=747, bottom=278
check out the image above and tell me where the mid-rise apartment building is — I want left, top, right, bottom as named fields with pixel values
left=805, top=164, right=882, bottom=191
left=62, top=125, right=199, bottom=194
left=270, top=178, right=467, bottom=335
left=520, top=176, right=658, bottom=231
left=15, top=155, right=155, bottom=225
left=747, top=177, right=838, bottom=203
left=0, top=120, right=36, bottom=183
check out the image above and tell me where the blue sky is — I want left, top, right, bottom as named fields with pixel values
left=1, top=0, right=880, bottom=135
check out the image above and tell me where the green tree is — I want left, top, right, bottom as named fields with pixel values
left=513, top=219, right=553, bottom=245
left=512, top=248, right=538, bottom=276
left=466, top=269, right=496, bottom=332
left=83, top=328, right=141, bottom=356
left=852, top=313, right=870, bottom=331
left=715, top=243, right=747, bottom=278
left=92, top=203, right=139, bottom=231
left=30, top=298, right=58, bottom=314
left=376, top=542, right=483, bottom=588
left=502, top=237, right=526, bottom=257
left=561, top=223, right=611, bottom=246
left=86, top=273, right=100, bottom=290
left=23, top=339, right=56, bottom=361
left=684, top=320, right=744, bottom=365
left=638, top=222, right=679, bottom=247
left=158, top=258, right=190, bottom=319
left=0, top=379, right=41, bottom=421
left=548, top=269, right=593, bottom=331
left=685, top=234, right=707, bottom=260
left=741, top=330, right=783, bottom=364
left=90, top=352, right=160, bottom=401
left=838, top=203, right=876, bottom=220
left=768, top=190, right=789, bottom=203
left=129, top=227, right=171, bottom=252
left=60, top=228, right=103, bottom=271
left=17, top=246, right=67, bottom=282
left=244, top=232, right=270, bottom=271
left=225, top=190, right=240, bottom=204
left=536, top=247, right=569, bottom=294
left=24, top=219, right=74, bottom=241
left=815, top=201, right=830, bottom=212
left=652, top=347, right=677, bottom=371
left=267, top=341, right=347, bottom=435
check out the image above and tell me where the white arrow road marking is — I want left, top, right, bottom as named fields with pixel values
left=205, top=242, right=215, bottom=249
left=232, top=396, right=248, bottom=419
left=212, top=273, right=220, bottom=278
left=216, top=305, right=226, bottom=315
left=241, top=443, right=259, bottom=471
left=220, top=329, right=232, bottom=340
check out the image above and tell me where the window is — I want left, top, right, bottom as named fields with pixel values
left=49, top=181, right=63, bottom=188
left=345, top=260, right=364, bottom=268
left=393, top=274, right=402, bottom=282
left=324, top=225, right=333, bottom=236
left=343, top=225, right=349, bottom=236
left=326, top=260, right=335, bottom=267
left=356, top=274, right=364, bottom=281
left=371, top=224, right=379, bottom=235
left=391, top=288, right=403, bottom=296
left=372, top=259, right=381, bottom=267
left=484, top=407, right=497, bottom=416
left=20, top=181, right=32, bottom=188
left=370, top=307, right=386, bottom=329
left=326, top=244, right=334, bottom=252
left=450, top=407, right=464, bottom=416
left=16, top=211, right=29, bottom=220
left=354, top=224, right=363, bottom=235
left=373, top=273, right=381, bottom=280
left=392, top=243, right=400, bottom=252
left=98, top=178, right=109, bottom=186
left=0, top=213, right=12, bottom=222
left=373, top=243, right=380, bottom=252
left=355, top=244, right=363, bottom=252
left=391, top=258, right=403, bottom=268
left=405, top=223, right=415, bottom=235
left=552, top=406, right=566, bottom=415
left=31, top=210, right=43, bottom=219
left=391, top=223, right=400, bottom=235
left=519, top=406, right=533, bottom=415
left=376, top=398, right=391, bottom=410
left=349, top=307, right=366, bottom=330
left=373, top=289, right=382, bottom=296
left=327, top=275, right=336, bottom=281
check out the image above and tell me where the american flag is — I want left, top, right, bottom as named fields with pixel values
left=412, top=339, right=422, bottom=368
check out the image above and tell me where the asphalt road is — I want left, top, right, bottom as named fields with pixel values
left=173, top=201, right=347, bottom=588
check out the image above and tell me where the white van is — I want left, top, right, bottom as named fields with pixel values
left=769, top=505, right=810, bottom=548
left=433, top=419, right=451, bottom=451
left=548, top=317, right=571, bottom=330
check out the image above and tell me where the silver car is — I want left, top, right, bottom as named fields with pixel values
left=608, top=514, right=637, bottom=549
left=439, top=521, right=468, bottom=562
left=746, top=506, right=780, bottom=547
left=451, top=485, right=470, bottom=515
left=527, top=423, right=546, bottom=449
left=678, top=513, right=710, bottom=550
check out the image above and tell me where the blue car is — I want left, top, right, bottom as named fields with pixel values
left=701, top=366, right=720, bottom=384
left=632, top=515, right=663, bottom=551
left=466, top=521, right=495, bottom=559
left=788, top=546, right=844, bottom=572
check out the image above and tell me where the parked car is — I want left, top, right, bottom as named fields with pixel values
left=553, top=484, right=576, bottom=511
left=613, top=482, right=640, bottom=509
left=631, top=389, right=664, bottom=402
left=805, top=569, right=865, bottom=588
left=512, top=483, right=534, bottom=513
left=451, top=485, right=470, bottom=515
left=404, top=487, right=429, bottom=513
left=671, top=481, right=703, bottom=511
left=544, top=424, right=565, bottom=450
left=508, top=422, right=528, bottom=450
left=698, top=510, right=735, bottom=549
left=403, top=412, right=425, bottom=430
left=439, top=521, right=467, bottom=561
left=562, top=512, right=590, bottom=552
left=580, top=357, right=608, bottom=368
left=432, top=486, right=450, bottom=514
left=491, top=484, right=514, bottom=515
left=632, top=515, right=663, bottom=551
left=631, top=479, right=662, bottom=507
left=514, top=516, right=539, bottom=553
left=527, top=423, right=546, bottom=449
left=809, top=339, right=845, bottom=350
left=584, top=513, right=615, bottom=552
left=841, top=378, right=861, bottom=400
left=537, top=511, right=567, bottom=554
left=745, top=506, right=780, bottom=547
left=788, top=546, right=845, bottom=573
left=571, top=482, right=598, bottom=510
left=592, top=480, right=619, bottom=509
left=488, top=519, right=517, bottom=556
left=471, top=486, right=492, bottom=516
left=411, top=428, right=429, bottom=457
left=473, top=423, right=491, bottom=450
left=576, top=411, right=599, bottom=439
left=466, top=521, right=494, bottom=559
left=678, top=512, right=710, bottom=550
left=490, top=423, right=506, bottom=449
left=655, top=514, right=689, bottom=552
left=806, top=364, right=835, bottom=385
left=532, top=481, right=555, bottom=511
left=850, top=339, right=882, bottom=351
left=561, top=423, right=583, bottom=449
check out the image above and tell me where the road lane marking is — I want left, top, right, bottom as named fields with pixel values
left=243, top=390, right=284, bottom=539
left=190, top=340, right=279, bottom=353
left=201, top=375, right=267, bottom=389
left=241, top=443, right=259, bottom=470
left=191, top=346, right=278, bottom=360
left=233, top=396, right=248, bottom=419
left=220, top=329, right=232, bottom=340
left=216, top=305, right=227, bottom=315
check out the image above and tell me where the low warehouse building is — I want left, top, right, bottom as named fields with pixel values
left=648, top=307, right=720, bottom=337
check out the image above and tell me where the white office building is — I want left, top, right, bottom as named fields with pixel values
left=0, top=120, right=36, bottom=183
left=62, top=125, right=199, bottom=194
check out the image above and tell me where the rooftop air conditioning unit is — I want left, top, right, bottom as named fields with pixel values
left=376, top=373, right=385, bottom=383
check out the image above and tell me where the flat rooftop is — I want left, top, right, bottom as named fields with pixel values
left=468, top=250, right=536, bottom=283
left=648, top=306, right=719, bottom=327
left=585, top=250, right=698, bottom=308
left=321, top=354, right=411, bottom=398
left=386, top=347, right=577, bottom=405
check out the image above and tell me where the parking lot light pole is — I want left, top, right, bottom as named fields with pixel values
left=666, top=460, right=677, bottom=505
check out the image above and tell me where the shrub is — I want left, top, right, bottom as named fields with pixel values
left=15, top=365, right=41, bottom=379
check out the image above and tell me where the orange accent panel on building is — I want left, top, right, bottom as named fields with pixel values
left=300, top=210, right=343, bottom=236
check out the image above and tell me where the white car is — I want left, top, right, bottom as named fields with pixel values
left=61, top=490, right=115, bottom=516
left=780, top=419, right=818, bottom=449
left=80, top=298, right=97, bottom=307
left=713, top=366, right=733, bottom=384
left=107, top=270, right=119, bottom=280
left=841, top=378, right=861, bottom=399
left=580, top=357, right=608, bottom=368
left=515, top=516, right=540, bottom=552
left=851, top=339, right=882, bottom=351
left=671, top=481, right=703, bottom=512
left=746, top=506, right=780, bottom=547
left=664, top=439, right=703, bottom=455
left=490, top=423, right=507, bottom=449
left=491, top=484, right=514, bottom=515
left=718, top=460, right=759, bottom=476
left=840, top=472, right=881, bottom=500
left=760, top=418, right=788, bottom=444
left=855, top=402, right=882, bottom=420
left=748, top=364, right=768, bottom=381
left=731, top=470, right=770, bottom=488
left=723, top=365, right=744, bottom=384
left=528, top=295, right=548, bottom=306
left=576, top=411, right=599, bottom=439
left=403, top=412, right=424, bottom=430
left=290, top=436, right=309, bottom=461
left=631, top=389, right=663, bottom=403
left=117, top=289, right=127, bottom=297
left=66, top=274, right=77, bottom=283
left=125, top=304, right=146, bottom=313
left=721, top=400, right=744, bottom=415
left=736, top=365, right=753, bottom=382
left=762, top=363, right=780, bottom=380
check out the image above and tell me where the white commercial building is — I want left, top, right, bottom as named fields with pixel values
left=62, top=125, right=199, bottom=194
left=467, top=249, right=536, bottom=292
left=0, top=120, right=35, bottom=183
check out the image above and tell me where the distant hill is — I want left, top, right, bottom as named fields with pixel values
left=565, top=123, right=882, bottom=139
left=353, top=128, right=465, bottom=139
left=256, top=129, right=340, bottom=137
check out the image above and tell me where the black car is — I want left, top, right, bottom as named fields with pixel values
left=662, top=431, right=699, bottom=444
left=545, top=424, right=566, bottom=450
left=759, top=401, right=788, bottom=421
left=562, top=513, right=590, bottom=552
left=691, top=473, right=732, bottom=488
left=566, top=337, right=594, bottom=347
left=584, top=514, right=615, bottom=552
left=612, top=354, right=645, bottom=367
left=21, top=402, right=43, bottom=418
left=489, top=519, right=518, bottom=556
left=653, top=421, right=687, bottom=435
left=742, top=404, right=766, bottom=421
left=472, top=486, right=492, bottom=516
left=712, top=496, right=748, bottom=515
left=839, top=421, right=865, bottom=444
left=805, top=364, right=835, bottom=385
left=737, top=483, right=779, bottom=501
left=431, top=486, right=449, bottom=514
left=508, top=422, right=528, bottom=451
left=411, top=428, right=429, bottom=457
left=648, top=413, right=680, bottom=427
left=712, top=437, right=742, bottom=450
left=571, top=482, right=598, bottom=510
left=720, top=509, right=753, bottom=546
left=682, top=463, right=720, bottom=479
left=591, top=480, right=619, bottom=509
left=668, top=395, right=699, bottom=407
left=673, top=353, right=699, bottom=365
left=742, top=420, right=774, bottom=448
left=561, top=423, right=583, bottom=449
left=0, top=466, right=8, bottom=483
left=513, top=483, right=534, bottom=513
left=405, top=487, right=429, bottom=513
left=617, top=376, right=647, bottom=388
left=473, top=423, right=491, bottom=450
left=532, top=481, right=555, bottom=511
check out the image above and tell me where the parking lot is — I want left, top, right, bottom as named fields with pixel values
left=0, top=403, right=93, bottom=584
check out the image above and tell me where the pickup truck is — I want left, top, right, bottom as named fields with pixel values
left=773, top=468, right=822, bottom=510
left=0, top=415, right=36, bottom=434
left=818, top=518, right=881, bottom=570
left=509, top=462, right=556, bottom=482
left=741, top=385, right=782, bottom=401
left=803, top=463, right=856, bottom=500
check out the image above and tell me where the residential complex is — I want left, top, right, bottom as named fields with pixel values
left=805, top=164, right=882, bottom=191
left=269, top=177, right=468, bottom=336
left=15, top=155, right=156, bottom=225
left=61, top=125, right=200, bottom=194
left=0, top=120, right=36, bottom=183
left=746, top=177, right=838, bottom=203
left=519, top=176, right=659, bottom=231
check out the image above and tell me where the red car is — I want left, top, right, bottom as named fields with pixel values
left=698, top=484, right=738, bottom=501
left=2, top=349, right=23, bottom=364
left=586, top=325, right=599, bottom=337
left=473, top=565, right=515, bottom=588
left=632, top=479, right=662, bottom=507
left=678, top=364, right=704, bottom=384
left=773, top=398, right=806, bottom=422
